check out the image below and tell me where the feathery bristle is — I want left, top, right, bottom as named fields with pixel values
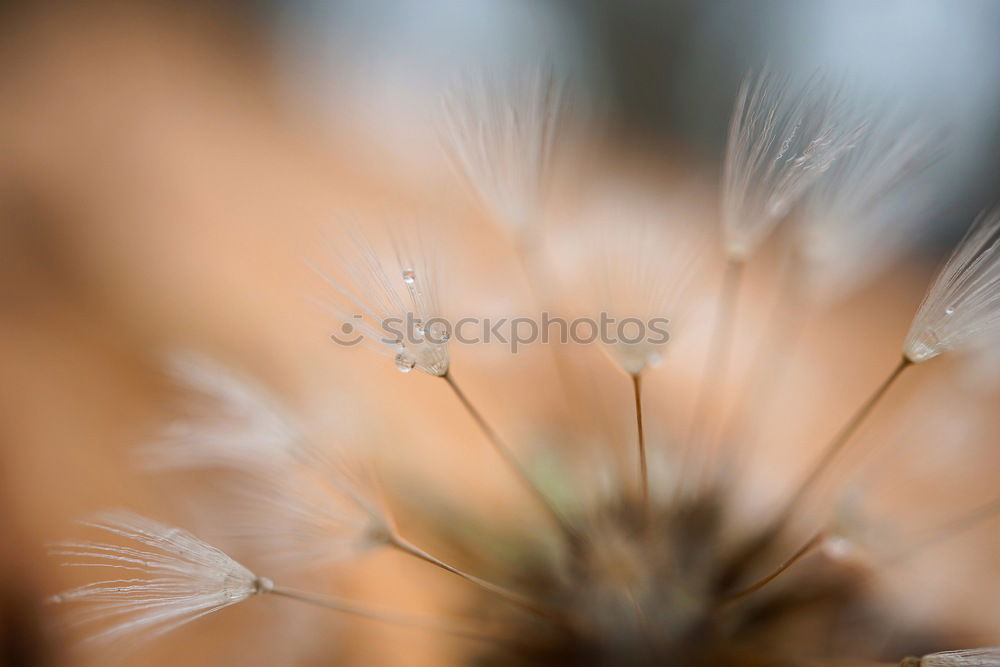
left=141, top=352, right=303, bottom=471
left=49, top=511, right=266, bottom=646
left=722, top=70, right=865, bottom=261
left=211, top=465, right=391, bottom=570
left=441, top=68, right=566, bottom=236
left=798, top=114, right=942, bottom=302
left=317, top=226, right=450, bottom=376
left=144, top=354, right=391, bottom=569
left=905, top=206, right=1000, bottom=362
left=553, top=190, right=706, bottom=375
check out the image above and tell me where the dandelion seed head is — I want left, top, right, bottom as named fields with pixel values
left=550, top=185, right=707, bottom=375
left=210, top=460, right=393, bottom=571
left=49, top=511, right=262, bottom=646
left=722, top=70, right=865, bottom=261
left=905, top=207, right=1000, bottom=363
left=141, top=352, right=303, bottom=472
left=317, top=226, right=450, bottom=376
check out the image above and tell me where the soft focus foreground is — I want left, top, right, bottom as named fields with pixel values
left=0, top=3, right=998, bottom=667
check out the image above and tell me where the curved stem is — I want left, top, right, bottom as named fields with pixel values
left=719, top=531, right=824, bottom=604
left=268, top=586, right=506, bottom=644
left=441, top=371, right=575, bottom=539
left=387, top=534, right=561, bottom=620
left=773, top=356, right=912, bottom=529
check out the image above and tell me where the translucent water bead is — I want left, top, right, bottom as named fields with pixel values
left=394, top=351, right=417, bottom=373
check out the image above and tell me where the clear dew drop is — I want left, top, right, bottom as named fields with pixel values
left=945, top=306, right=956, bottom=315
left=426, top=321, right=450, bottom=343
left=402, top=269, right=416, bottom=284
left=394, top=352, right=416, bottom=373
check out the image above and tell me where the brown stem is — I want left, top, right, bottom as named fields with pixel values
left=720, top=531, right=824, bottom=603
left=774, top=356, right=912, bottom=528
left=441, top=371, right=575, bottom=539
left=387, top=534, right=560, bottom=620
left=632, top=372, right=649, bottom=511
left=267, top=586, right=507, bottom=644
left=719, top=357, right=914, bottom=593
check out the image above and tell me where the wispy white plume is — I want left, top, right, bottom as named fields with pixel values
left=441, top=68, right=566, bottom=236
left=49, top=511, right=268, bottom=646
left=553, top=186, right=706, bottom=375
left=905, top=207, right=1000, bottom=363
left=142, top=352, right=303, bottom=471
left=144, top=354, right=392, bottom=569
left=798, top=115, right=942, bottom=302
left=317, top=225, right=450, bottom=376
left=212, top=463, right=392, bottom=570
left=722, top=70, right=865, bottom=261
left=915, top=648, right=1000, bottom=666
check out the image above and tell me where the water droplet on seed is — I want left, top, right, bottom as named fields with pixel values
left=402, top=269, right=416, bottom=284
left=945, top=306, right=956, bottom=315
left=394, top=352, right=416, bottom=373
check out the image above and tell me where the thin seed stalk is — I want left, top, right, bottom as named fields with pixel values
left=632, top=372, right=649, bottom=511
left=719, top=356, right=912, bottom=589
left=719, top=531, right=824, bottom=603
left=441, top=371, right=575, bottom=539
left=387, top=534, right=561, bottom=620
left=774, top=356, right=912, bottom=528
left=268, top=586, right=506, bottom=644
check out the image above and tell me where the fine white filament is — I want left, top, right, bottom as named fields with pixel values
left=905, top=207, right=1000, bottom=363
left=798, top=116, right=941, bottom=302
left=142, top=352, right=303, bottom=471
left=143, top=354, right=392, bottom=569
left=555, top=188, right=705, bottom=375
left=49, top=511, right=267, bottom=646
left=318, top=228, right=450, bottom=376
left=441, top=69, right=566, bottom=236
left=722, top=70, right=864, bottom=261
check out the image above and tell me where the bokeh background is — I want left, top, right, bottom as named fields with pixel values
left=1, top=2, right=998, bottom=666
